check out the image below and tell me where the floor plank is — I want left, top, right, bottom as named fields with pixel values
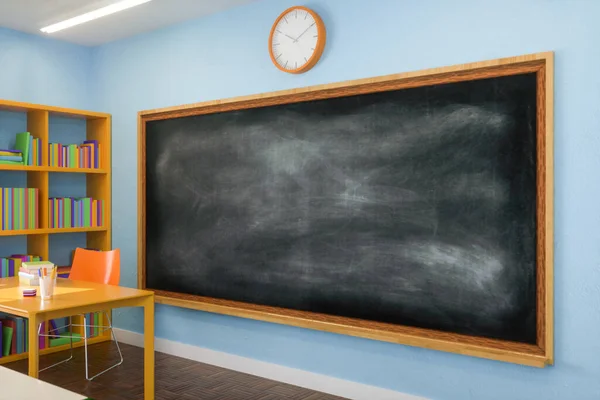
left=4, top=342, right=347, bottom=400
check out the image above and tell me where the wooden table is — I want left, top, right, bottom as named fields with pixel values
left=0, top=277, right=155, bottom=400
left=0, top=365, right=88, bottom=400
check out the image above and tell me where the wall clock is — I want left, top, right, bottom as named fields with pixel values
left=268, top=6, right=326, bottom=74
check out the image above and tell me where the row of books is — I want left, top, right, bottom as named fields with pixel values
left=1, top=260, right=56, bottom=355
left=1, top=255, right=47, bottom=355
left=29, top=135, right=42, bottom=166
left=49, top=140, right=101, bottom=169
left=0, top=254, right=41, bottom=279
left=0, top=188, right=40, bottom=231
left=48, top=197, right=105, bottom=228
left=0, top=132, right=41, bottom=166
left=45, top=312, right=102, bottom=347
left=0, top=313, right=103, bottom=356
left=0, top=313, right=33, bottom=356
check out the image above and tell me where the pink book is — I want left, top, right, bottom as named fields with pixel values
left=39, top=321, right=46, bottom=350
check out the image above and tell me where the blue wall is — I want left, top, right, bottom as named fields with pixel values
left=0, top=29, right=91, bottom=267
left=4, top=0, right=598, bottom=398
left=0, top=27, right=93, bottom=109
left=0, top=29, right=92, bottom=265
left=92, top=1, right=600, bottom=398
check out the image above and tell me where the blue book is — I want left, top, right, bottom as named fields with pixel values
left=15, top=317, right=23, bottom=354
left=0, top=156, right=23, bottom=162
left=28, top=135, right=33, bottom=165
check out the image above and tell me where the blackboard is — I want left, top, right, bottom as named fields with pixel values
left=139, top=53, right=553, bottom=367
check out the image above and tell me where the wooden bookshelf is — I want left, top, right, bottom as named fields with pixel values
left=0, top=99, right=112, bottom=364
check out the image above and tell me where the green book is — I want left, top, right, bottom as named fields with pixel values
left=2, top=326, right=12, bottom=356
left=0, top=160, right=22, bottom=165
left=84, top=198, right=91, bottom=227
left=49, top=332, right=82, bottom=347
left=66, top=199, right=71, bottom=228
left=14, top=132, right=31, bottom=166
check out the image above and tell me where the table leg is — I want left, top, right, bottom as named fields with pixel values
left=144, top=296, right=155, bottom=400
left=28, top=313, right=40, bottom=378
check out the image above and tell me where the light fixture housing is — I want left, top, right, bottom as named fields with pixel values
left=40, top=0, right=153, bottom=33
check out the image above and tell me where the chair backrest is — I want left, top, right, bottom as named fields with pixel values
left=68, top=248, right=120, bottom=286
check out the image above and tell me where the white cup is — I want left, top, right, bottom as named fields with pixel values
left=39, top=267, right=56, bottom=299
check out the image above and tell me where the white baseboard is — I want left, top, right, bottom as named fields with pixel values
left=113, top=328, right=426, bottom=400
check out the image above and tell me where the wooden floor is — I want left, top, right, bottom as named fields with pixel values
left=5, top=341, right=347, bottom=400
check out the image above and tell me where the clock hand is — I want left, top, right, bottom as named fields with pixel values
left=283, top=33, right=297, bottom=41
left=276, top=29, right=299, bottom=42
left=295, top=22, right=315, bottom=41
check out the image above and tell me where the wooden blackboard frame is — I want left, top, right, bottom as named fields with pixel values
left=138, top=52, right=554, bottom=367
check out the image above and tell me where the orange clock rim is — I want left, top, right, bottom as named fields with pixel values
left=268, top=6, right=326, bottom=74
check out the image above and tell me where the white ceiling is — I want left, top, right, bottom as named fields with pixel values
left=0, top=0, right=258, bottom=46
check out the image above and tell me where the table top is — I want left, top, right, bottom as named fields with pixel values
left=0, top=366, right=88, bottom=399
left=0, top=277, right=153, bottom=317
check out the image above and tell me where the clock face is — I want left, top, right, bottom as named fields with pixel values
left=269, top=7, right=325, bottom=73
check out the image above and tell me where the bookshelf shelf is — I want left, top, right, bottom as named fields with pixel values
left=0, top=335, right=106, bottom=365
left=0, top=227, right=108, bottom=237
left=0, top=98, right=112, bottom=363
left=0, top=165, right=107, bottom=174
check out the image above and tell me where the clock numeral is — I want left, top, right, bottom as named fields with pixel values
left=313, top=35, right=318, bottom=37
left=284, top=16, right=288, bottom=23
left=304, top=11, right=308, bottom=19
left=311, top=47, right=315, bottom=51
left=304, top=57, right=308, bottom=62
left=295, top=61, right=297, bottom=69
left=295, top=10, right=298, bottom=18
left=275, top=53, right=283, bottom=60
left=273, top=43, right=280, bottom=46
left=284, top=60, right=289, bottom=69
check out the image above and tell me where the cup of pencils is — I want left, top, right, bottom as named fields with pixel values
left=38, top=265, right=57, bottom=300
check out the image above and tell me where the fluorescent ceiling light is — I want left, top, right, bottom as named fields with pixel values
left=40, top=0, right=153, bottom=33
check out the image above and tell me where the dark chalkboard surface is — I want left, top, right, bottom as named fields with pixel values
left=144, top=72, right=539, bottom=345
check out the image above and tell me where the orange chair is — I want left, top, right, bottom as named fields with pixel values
left=38, top=248, right=123, bottom=380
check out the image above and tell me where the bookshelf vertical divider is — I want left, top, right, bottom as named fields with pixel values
left=0, top=99, right=112, bottom=363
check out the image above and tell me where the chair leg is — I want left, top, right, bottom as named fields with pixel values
left=83, top=315, right=89, bottom=380
left=84, top=311, right=124, bottom=381
left=39, top=316, right=74, bottom=373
